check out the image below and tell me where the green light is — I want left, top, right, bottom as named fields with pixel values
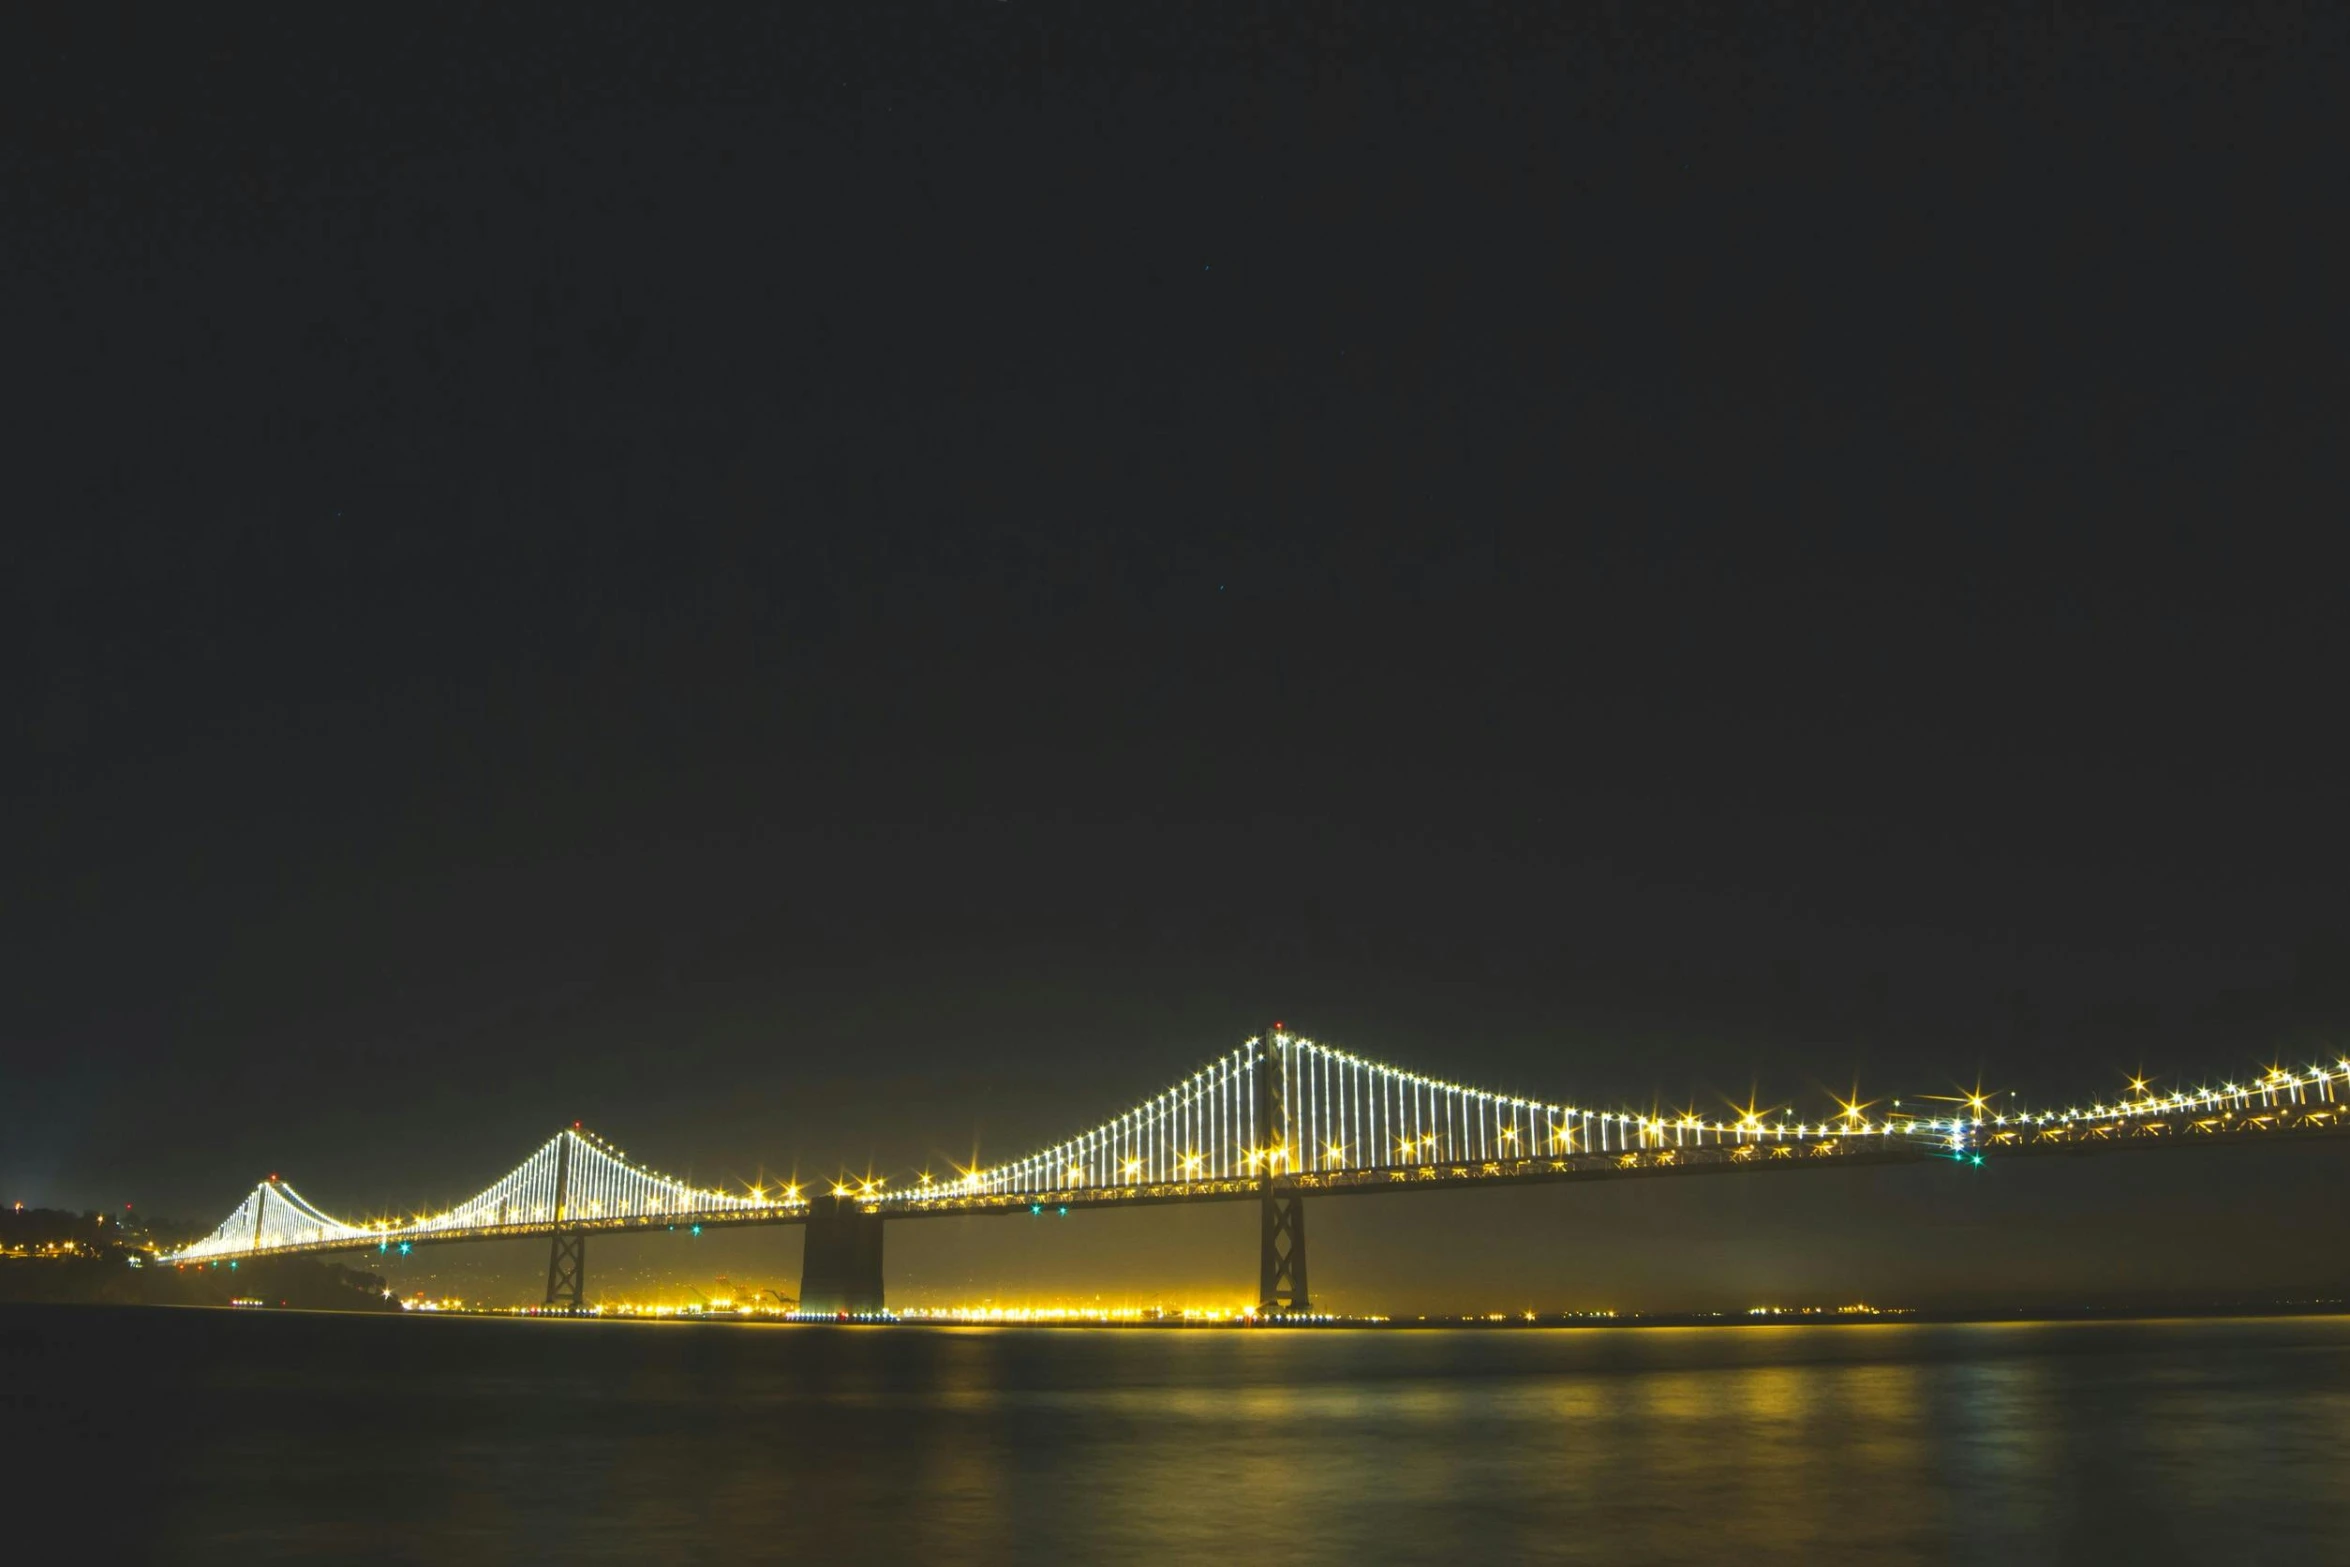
left=691, top=1224, right=702, bottom=1236
left=1971, top=1154, right=1984, bottom=1166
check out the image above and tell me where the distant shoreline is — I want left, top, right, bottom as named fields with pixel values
left=10, top=1299, right=2344, bottom=1330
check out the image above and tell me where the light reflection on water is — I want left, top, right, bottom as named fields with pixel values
left=12, top=1307, right=2350, bottom=1564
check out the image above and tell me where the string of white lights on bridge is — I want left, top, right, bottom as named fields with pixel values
left=161, top=1035, right=2350, bottom=1263
left=167, top=1129, right=781, bottom=1263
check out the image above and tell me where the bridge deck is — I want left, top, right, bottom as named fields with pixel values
left=189, top=1106, right=2350, bottom=1265
left=885, top=1108, right=2350, bottom=1217
left=167, top=1022, right=2350, bottom=1280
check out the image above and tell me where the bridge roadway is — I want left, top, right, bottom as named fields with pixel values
left=163, top=1085, right=2350, bottom=1317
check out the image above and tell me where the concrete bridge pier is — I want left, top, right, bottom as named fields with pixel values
left=800, top=1195, right=886, bottom=1315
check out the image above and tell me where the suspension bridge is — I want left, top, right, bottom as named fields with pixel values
left=160, top=1028, right=2350, bottom=1315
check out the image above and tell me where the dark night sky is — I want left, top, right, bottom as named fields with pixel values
left=7, top=4, right=2347, bottom=1309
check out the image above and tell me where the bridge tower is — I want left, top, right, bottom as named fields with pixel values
left=1256, top=1028, right=1310, bottom=1314
left=544, top=1130, right=586, bottom=1311
left=799, top=1195, right=886, bottom=1315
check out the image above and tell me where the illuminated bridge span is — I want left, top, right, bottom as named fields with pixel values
left=176, top=1129, right=791, bottom=1306
left=163, top=1029, right=2350, bottom=1316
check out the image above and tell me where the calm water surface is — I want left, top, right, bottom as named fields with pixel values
left=10, top=1306, right=2350, bottom=1564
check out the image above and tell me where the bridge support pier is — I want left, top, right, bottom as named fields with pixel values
left=1259, top=1191, right=1309, bottom=1314
left=545, top=1230, right=586, bottom=1311
left=800, top=1196, right=886, bottom=1316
